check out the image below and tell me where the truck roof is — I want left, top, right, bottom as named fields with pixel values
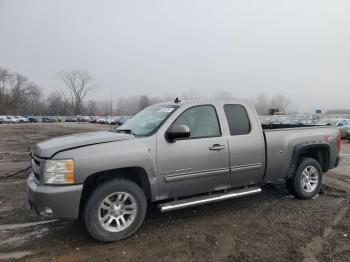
left=155, top=99, right=249, bottom=107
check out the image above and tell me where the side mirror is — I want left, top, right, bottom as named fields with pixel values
left=166, top=125, right=191, bottom=141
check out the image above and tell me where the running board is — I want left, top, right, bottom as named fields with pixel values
left=159, top=187, right=262, bottom=212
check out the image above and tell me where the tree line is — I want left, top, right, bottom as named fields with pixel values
left=0, top=66, right=290, bottom=116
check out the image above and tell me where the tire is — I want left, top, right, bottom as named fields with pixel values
left=83, top=179, right=147, bottom=242
left=289, top=158, right=322, bottom=200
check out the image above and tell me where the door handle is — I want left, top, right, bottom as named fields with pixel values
left=209, top=144, right=225, bottom=151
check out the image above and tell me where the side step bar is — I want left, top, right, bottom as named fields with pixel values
left=159, top=187, right=262, bottom=212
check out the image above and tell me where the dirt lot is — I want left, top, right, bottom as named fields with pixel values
left=0, top=123, right=349, bottom=261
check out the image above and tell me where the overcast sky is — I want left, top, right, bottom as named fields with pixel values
left=1, top=0, right=350, bottom=112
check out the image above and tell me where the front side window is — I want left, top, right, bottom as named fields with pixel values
left=224, top=104, right=251, bottom=135
left=172, top=105, right=221, bottom=139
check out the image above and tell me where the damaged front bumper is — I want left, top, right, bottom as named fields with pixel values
left=27, top=173, right=83, bottom=219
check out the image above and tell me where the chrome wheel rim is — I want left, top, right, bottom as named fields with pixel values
left=300, top=166, right=319, bottom=193
left=98, top=192, right=137, bottom=232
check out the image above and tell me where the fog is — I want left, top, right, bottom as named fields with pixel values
left=1, top=0, right=350, bottom=112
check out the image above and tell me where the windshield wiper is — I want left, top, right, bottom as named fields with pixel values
left=117, top=129, right=135, bottom=136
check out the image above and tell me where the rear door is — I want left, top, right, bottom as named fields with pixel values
left=224, top=104, right=265, bottom=187
left=156, top=105, right=230, bottom=199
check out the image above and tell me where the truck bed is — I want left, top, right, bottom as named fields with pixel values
left=262, top=123, right=325, bottom=129
left=262, top=125, right=339, bottom=183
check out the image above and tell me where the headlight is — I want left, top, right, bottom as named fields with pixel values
left=44, top=159, right=75, bottom=184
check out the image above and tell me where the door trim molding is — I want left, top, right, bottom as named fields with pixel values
left=164, top=167, right=230, bottom=182
left=230, top=163, right=263, bottom=173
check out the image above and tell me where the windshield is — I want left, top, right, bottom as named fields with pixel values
left=116, top=105, right=178, bottom=136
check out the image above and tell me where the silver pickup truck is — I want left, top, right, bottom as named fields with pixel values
left=27, top=99, right=341, bottom=242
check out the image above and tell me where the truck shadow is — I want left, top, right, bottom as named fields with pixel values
left=4, top=184, right=288, bottom=249
left=4, top=182, right=346, bottom=261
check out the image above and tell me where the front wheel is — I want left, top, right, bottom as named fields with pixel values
left=288, top=158, right=322, bottom=199
left=83, top=179, right=147, bottom=242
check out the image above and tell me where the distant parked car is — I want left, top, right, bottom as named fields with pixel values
left=116, top=116, right=129, bottom=126
left=336, top=119, right=350, bottom=139
left=76, top=115, right=89, bottom=122
left=97, top=116, right=114, bottom=124
left=14, top=116, right=30, bottom=123
left=49, top=116, right=62, bottom=122
left=318, top=119, right=350, bottom=138
left=104, top=116, right=120, bottom=125
left=105, top=117, right=114, bottom=125
left=24, top=116, right=39, bottom=122
left=296, top=118, right=316, bottom=125
left=6, top=116, right=19, bottom=123
left=41, top=116, right=52, bottom=122
left=97, top=117, right=106, bottom=124
left=89, top=116, right=98, bottom=123
left=65, top=116, right=78, bottom=122
left=0, top=116, right=12, bottom=124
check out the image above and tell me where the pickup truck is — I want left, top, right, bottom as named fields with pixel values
left=27, top=99, right=341, bottom=242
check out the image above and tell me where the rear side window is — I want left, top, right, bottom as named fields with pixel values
left=224, top=105, right=251, bottom=135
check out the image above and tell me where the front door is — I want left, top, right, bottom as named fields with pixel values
left=156, top=105, right=230, bottom=199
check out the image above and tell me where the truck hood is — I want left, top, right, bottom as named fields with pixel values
left=32, top=131, right=134, bottom=158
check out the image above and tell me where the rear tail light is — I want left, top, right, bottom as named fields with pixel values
left=336, top=130, right=341, bottom=153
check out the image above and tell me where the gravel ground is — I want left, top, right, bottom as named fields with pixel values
left=0, top=123, right=349, bottom=261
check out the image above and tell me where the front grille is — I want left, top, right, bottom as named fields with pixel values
left=33, top=172, right=40, bottom=182
left=31, top=154, right=44, bottom=184
left=33, top=158, right=40, bottom=167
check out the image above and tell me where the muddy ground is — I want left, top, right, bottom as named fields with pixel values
left=0, top=123, right=349, bottom=261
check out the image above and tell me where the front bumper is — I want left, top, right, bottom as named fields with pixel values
left=27, top=173, right=83, bottom=219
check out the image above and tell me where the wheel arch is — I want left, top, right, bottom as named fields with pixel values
left=79, top=166, right=152, bottom=218
left=288, top=143, right=330, bottom=178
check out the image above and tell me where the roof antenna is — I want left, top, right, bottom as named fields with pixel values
left=174, top=97, right=181, bottom=103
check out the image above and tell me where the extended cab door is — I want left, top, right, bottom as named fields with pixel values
left=223, top=104, right=265, bottom=187
left=156, top=105, right=230, bottom=199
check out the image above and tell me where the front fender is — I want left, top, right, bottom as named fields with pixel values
left=53, top=136, right=158, bottom=199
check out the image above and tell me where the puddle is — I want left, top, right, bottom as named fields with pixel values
left=0, top=251, right=32, bottom=260
left=302, top=206, right=349, bottom=262
left=0, top=227, right=49, bottom=248
left=0, top=220, right=57, bottom=230
left=0, top=205, right=13, bottom=212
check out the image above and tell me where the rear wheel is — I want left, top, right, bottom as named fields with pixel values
left=288, top=158, right=322, bottom=199
left=83, top=178, right=147, bottom=242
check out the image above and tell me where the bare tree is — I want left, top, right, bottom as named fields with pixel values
left=138, top=95, right=151, bottom=111
left=10, top=73, right=30, bottom=114
left=0, top=67, right=12, bottom=113
left=214, top=89, right=234, bottom=100
left=26, top=82, right=42, bottom=115
left=182, top=88, right=201, bottom=100
left=86, top=100, right=98, bottom=116
left=0, top=67, right=12, bottom=95
left=270, top=94, right=290, bottom=112
left=58, top=70, right=96, bottom=115
left=254, top=93, right=270, bottom=114
left=253, top=93, right=290, bottom=114
left=45, top=92, right=70, bottom=116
